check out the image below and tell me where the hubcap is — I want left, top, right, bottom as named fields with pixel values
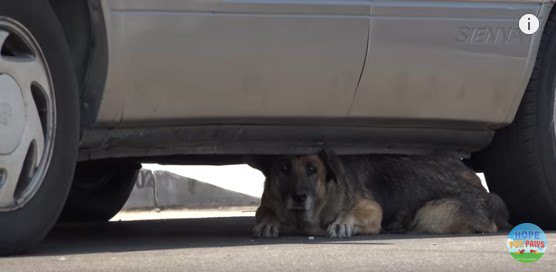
left=0, top=19, right=56, bottom=211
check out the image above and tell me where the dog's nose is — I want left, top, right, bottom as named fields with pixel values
left=292, top=193, right=308, bottom=202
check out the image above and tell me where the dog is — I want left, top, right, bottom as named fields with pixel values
left=249, top=151, right=510, bottom=238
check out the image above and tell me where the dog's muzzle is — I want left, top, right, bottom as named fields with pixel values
left=287, top=193, right=312, bottom=211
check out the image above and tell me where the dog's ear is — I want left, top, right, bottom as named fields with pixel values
left=244, top=156, right=272, bottom=177
left=319, top=149, right=346, bottom=184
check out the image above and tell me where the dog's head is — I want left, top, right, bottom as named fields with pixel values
left=247, top=151, right=345, bottom=214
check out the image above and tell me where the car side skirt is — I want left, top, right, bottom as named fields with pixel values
left=78, top=124, right=493, bottom=161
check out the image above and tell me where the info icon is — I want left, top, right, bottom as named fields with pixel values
left=519, top=14, right=539, bottom=34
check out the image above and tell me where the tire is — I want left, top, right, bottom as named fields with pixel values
left=477, top=13, right=556, bottom=229
left=59, top=161, right=141, bottom=222
left=0, top=0, right=79, bottom=254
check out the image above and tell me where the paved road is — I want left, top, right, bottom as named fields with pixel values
left=1, top=217, right=554, bottom=272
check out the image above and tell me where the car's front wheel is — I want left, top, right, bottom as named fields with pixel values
left=478, top=13, right=556, bottom=229
left=0, top=0, right=79, bottom=254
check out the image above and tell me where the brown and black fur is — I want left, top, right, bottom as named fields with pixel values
left=339, top=153, right=511, bottom=234
left=250, top=154, right=382, bottom=238
left=249, top=151, right=510, bottom=238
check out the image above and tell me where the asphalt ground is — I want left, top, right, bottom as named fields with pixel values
left=0, top=216, right=554, bottom=272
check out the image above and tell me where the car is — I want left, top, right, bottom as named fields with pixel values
left=1, top=0, right=555, bottom=254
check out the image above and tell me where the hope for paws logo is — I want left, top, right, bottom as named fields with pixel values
left=507, top=223, right=547, bottom=263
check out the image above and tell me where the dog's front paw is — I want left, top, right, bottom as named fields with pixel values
left=252, top=221, right=280, bottom=238
left=327, top=217, right=356, bottom=238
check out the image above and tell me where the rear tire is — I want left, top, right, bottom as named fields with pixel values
left=477, top=13, right=556, bottom=229
left=59, top=161, right=141, bottom=222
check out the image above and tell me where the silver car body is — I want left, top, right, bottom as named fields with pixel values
left=79, top=0, right=555, bottom=160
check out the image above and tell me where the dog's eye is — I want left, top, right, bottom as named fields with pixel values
left=279, top=163, right=290, bottom=173
left=306, top=162, right=318, bottom=175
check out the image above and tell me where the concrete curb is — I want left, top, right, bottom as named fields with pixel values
left=122, top=169, right=260, bottom=211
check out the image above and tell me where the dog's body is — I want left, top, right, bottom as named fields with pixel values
left=347, top=154, right=510, bottom=234
left=251, top=152, right=510, bottom=238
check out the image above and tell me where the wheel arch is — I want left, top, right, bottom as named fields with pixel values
left=48, top=0, right=108, bottom=129
left=467, top=1, right=556, bottom=172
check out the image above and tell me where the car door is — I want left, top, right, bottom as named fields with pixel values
left=350, top=0, right=543, bottom=127
left=97, top=0, right=370, bottom=124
